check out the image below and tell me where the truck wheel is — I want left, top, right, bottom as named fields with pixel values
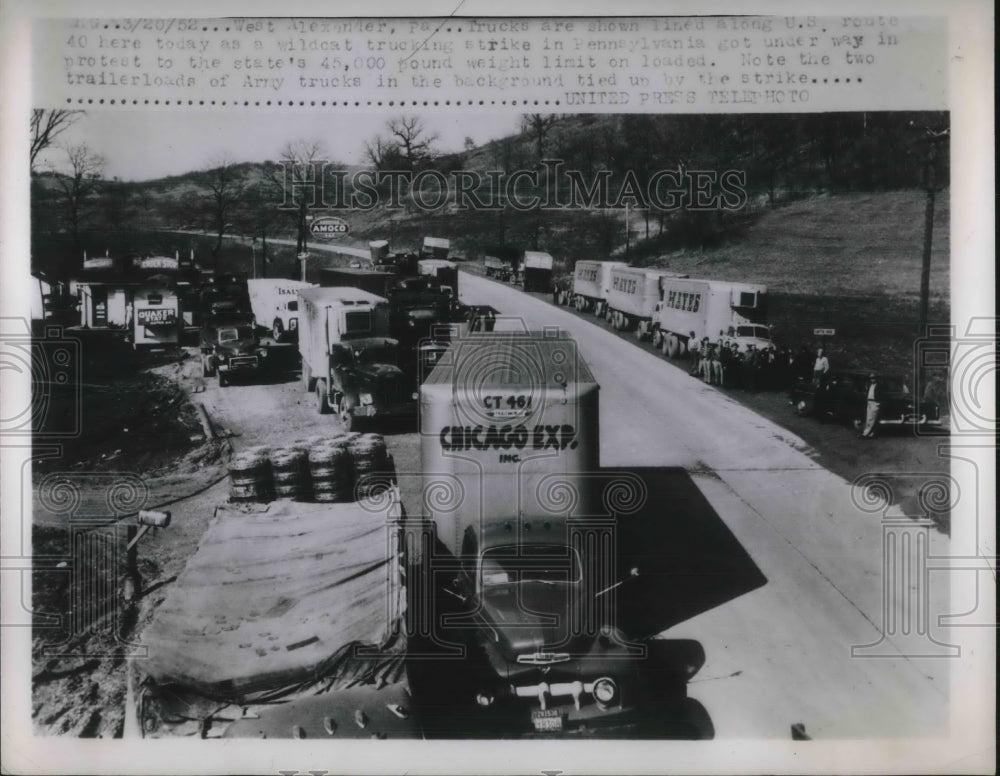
left=218, top=372, right=229, bottom=388
left=272, top=319, right=284, bottom=343
left=202, top=354, right=215, bottom=377
left=660, top=336, right=670, bottom=356
left=634, top=322, right=646, bottom=341
left=666, top=335, right=680, bottom=358
left=335, top=394, right=355, bottom=430
left=652, top=329, right=663, bottom=348
left=678, top=339, right=688, bottom=357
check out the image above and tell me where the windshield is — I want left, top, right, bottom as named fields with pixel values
left=218, top=326, right=253, bottom=343
left=480, top=544, right=582, bottom=587
left=352, top=342, right=398, bottom=366
left=736, top=325, right=771, bottom=339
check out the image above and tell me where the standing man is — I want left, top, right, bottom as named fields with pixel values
left=860, top=373, right=882, bottom=438
left=812, top=347, right=830, bottom=386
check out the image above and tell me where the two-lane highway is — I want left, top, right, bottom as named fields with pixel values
left=456, top=270, right=952, bottom=739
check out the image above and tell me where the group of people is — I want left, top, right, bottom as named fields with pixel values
left=688, top=334, right=831, bottom=394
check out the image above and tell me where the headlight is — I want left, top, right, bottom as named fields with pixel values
left=359, top=393, right=373, bottom=406
left=475, top=691, right=494, bottom=707
left=289, top=318, right=297, bottom=329
left=411, top=391, right=419, bottom=400
left=591, top=677, right=618, bottom=708
left=408, top=319, right=416, bottom=327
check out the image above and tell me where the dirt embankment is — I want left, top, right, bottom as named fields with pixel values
left=31, top=349, right=228, bottom=737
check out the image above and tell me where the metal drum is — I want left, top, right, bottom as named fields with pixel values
left=228, top=449, right=274, bottom=503
left=308, top=438, right=353, bottom=503
left=269, top=447, right=310, bottom=501
left=348, top=433, right=391, bottom=500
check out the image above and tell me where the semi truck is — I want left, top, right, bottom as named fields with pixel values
left=570, top=260, right=627, bottom=315
left=419, top=333, right=652, bottom=734
left=652, top=277, right=774, bottom=358
left=606, top=266, right=680, bottom=338
left=297, top=287, right=416, bottom=427
left=246, top=278, right=316, bottom=343
left=521, top=251, right=554, bottom=293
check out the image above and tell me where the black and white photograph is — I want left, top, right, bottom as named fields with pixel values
left=1, top=4, right=994, bottom=775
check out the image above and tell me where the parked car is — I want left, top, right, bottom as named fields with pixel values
left=789, top=370, right=942, bottom=428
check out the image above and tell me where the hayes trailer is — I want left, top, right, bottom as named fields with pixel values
left=246, top=278, right=316, bottom=342
left=297, top=287, right=415, bottom=426
left=652, top=278, right=774, bottom=358
left=606, top=266, right=683, bottom=338
left=521, top=251, right=554, bottom=293
left=571, top=260, right=627, bottom=316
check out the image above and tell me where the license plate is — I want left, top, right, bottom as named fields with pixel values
left=531, top=709, right=563, bottom=732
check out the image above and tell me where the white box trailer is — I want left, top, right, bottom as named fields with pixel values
left=571, top=260, right=627, bottom=315
left=420, top=332, right=600, bottom=558
left=653, top=277, right=774, bottom=358
left=247, top=278, right=317, bottom=342
left=606, top=266, right=681, bottom=337
left=297, top=286, right=389, bottom=394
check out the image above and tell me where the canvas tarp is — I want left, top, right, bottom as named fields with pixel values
left=140, top=497, right=404, bottom=701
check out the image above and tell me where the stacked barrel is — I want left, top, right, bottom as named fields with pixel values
left=227, top=434, right=395, bottom=504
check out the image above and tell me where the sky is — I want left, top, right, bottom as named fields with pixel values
left=36, top=110, right=524, bottom=181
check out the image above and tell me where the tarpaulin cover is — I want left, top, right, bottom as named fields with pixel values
left=140, top=498, right=403, bottom=701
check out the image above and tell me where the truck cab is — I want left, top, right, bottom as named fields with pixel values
left=200, top=321, right=267, bottom=386
left=326, top=337, right=417, bottom=428
left=451, top=519, right=644, bottom=734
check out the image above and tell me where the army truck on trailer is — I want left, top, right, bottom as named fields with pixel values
left=571, top=260, right=627, bottom=316
left=420, top=333, right=650, bottom=734
left=246, top=278, right=316, bottom=342
left=521, top=251, right=554, bottom=293
left=418, top=259, right=459, bottom=298
left=420, top=236, right=451, bottom=260
left=652, top=278, right=774, bottom=358
left=297, top=287, right=416, bottom=428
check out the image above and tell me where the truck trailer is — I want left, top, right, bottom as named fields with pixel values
left=246, top=278, right=317, bottom=342
left=570, top=260, right=627, bottom=316
left=605, top=266, right=679, bottom=337
left=652, top=277, right=774, bottom=358
left=319, top=266, right=396, bottom=298
left=521, top=251, right=554, bottom=293
left=297, top=286, right=416, bottom=427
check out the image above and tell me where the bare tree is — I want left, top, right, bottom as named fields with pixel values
left=363, top=134, right=400, bottom=169
left=522, top=114, right=559, bottom=160
left=30, top=109, right=82, bottom=171
left=235, top=165, right=284, bottom=278
left=275, top=139, right=326, bottom=254
left=204, top=154, right=246, bottom=272
left=386, top=116, right=438, bottom=170
left=53, top=143, right=105, bottom=240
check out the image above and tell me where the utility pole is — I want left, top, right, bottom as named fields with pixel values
left=919, top=128, right=949, bottom=337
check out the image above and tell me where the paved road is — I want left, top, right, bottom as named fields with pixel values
left=456, top=271, right=953, bottom=739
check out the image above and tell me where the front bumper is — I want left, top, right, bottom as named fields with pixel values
left=879, top=415, right=942, bottom=425
left=219, top=356, right=261, bottom=373
left=350, top=401, right=417, bottom=418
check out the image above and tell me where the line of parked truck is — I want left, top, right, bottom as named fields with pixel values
left=555, top=260, right=776, bottom=357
